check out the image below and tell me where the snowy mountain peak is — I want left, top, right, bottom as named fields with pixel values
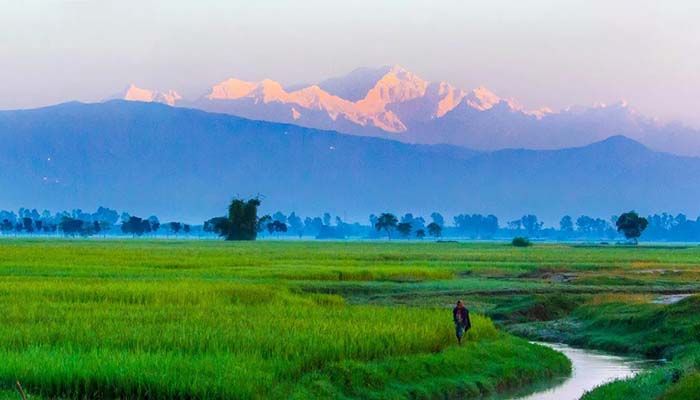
left=114, top=66, right=655, bottom=150
left=123, top=84, right=181, bottom=106
left=465, top=86, right=502, bottom=111
left=356, top=65, right=428, bottom=112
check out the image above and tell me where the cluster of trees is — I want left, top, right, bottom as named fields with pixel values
left=203, top=198, right=261, bottom=240
left=641, top=213, right=700, bottom=241
left=200, top=204, right=656, bottom=243
left=0, top=207, right=192, bottom=237
left=0, top=202, right=671, bottom=243
left=372, top=213, right=443, bottom=240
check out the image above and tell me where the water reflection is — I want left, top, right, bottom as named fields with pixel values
left=513, top=342, right=649, bottom=400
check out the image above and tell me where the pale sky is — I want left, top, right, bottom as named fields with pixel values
left=2, top=0, right=699, bottom=126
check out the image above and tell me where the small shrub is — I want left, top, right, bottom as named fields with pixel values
left=512, top=237, right=531, bottom=247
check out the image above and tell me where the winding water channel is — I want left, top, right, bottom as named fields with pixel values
left=510, top=342, right=651, bottom=400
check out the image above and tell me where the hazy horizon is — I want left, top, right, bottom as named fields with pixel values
left=2, top=0, right=699, bottom=127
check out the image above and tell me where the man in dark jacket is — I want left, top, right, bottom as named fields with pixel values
left=453, top=300, right=471, bottom=345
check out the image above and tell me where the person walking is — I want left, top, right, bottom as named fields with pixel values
left=453, top=300, right=471, bottom=345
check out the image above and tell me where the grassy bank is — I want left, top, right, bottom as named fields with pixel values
left=0, top=239, right=571, bottom=399
left=506, top=294, right=700, bottom=399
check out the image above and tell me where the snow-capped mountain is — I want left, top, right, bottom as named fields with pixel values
left=121, top=84, right=182, bottom=106
left=114, top=66, right=700, bottom=156
left=5, top=100, right=700, bottom=222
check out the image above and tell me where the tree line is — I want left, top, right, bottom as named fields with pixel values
left=0, top=207, right=192, bottom=238
left=199, top=198, right=653, bottom=243
left=0, top=201, right=677, bottom=243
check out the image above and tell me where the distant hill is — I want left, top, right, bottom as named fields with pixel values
left=1, top=101, right=699, bottom=223
left=116, top=65, right=700, bottom=156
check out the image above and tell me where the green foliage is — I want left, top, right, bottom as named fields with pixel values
left=581, top=367, right=675, bottom=400
left=512, top=237, right=531, bottom=247
left=661, top=372, right=700, bottom=400
left=396, top=222, right=412, bottom=238
left=226, top=197, right=260, bottom=240
left=375, top=213, right=398, bottom=239
left=427, top=222, right=442, bottom=237
left=616, top=211, right=649, bottom=242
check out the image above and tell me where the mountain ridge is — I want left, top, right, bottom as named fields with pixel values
left=1, top=101, right=699, bottom=223
left=113, top=66, right=700, bottom=156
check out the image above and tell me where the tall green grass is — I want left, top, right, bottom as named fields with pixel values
left=0, top=240, right=572, bottom=399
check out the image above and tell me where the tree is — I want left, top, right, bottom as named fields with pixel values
left=287, top=212, right=304, bottom=238
left=616, top=211, right=649, bottom=243
left=559, top=215, right=574, bottom=233
left=93, top=221, right=101, bottom=236
left=397, top=222, right=412, bottom=238
left=427, top=222, right=442, bottom=238
left=303, top=216, right=323, bottom=237
left=401, top=213, right=424, bottom=232
left=507, top=220, right=522, bottom=231
left=148, top=216, right=161, bottom=235
left=169, top=222, right=182, bottom=236
left=520, top=215, right=543, bottom=236
left=375, top=213, right=398, bottom=239
left=430, top=212, right=445, bottom=227
left=0, top=219, right=13, bottom=235
left=224, top=198, right=261, bottom=241
left=257, top=215, right=272, bottom=235
left=121, top=216, right=150, bottom=237
left=22, top=217, right=34, bottom=234
left=93, top=207, right=119, bottom=226
left=204, top=217, right=230, bottom=237
left=453, top=214, right=499, bottom=239
left=267, top=220, right=288, bottom=237
left=416, top=229, right=426, bottom=240
left=183, top=224, right=191, bottom=235
left=272, top=212, right=287, bottom=224
left=59, top=217, right=84, bottom=237
left=482, top=215, right=499, bottom=238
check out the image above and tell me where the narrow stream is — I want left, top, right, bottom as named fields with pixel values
left=510, top=342, right=650, bottom=400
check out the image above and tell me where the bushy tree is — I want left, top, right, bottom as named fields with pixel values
left=520, top=215, right=543, bottom=236
left=397, top=222, right=412, bottom=238
left=257, top=215, right=272, bottom=234
left=0, top=219, right=13, bottom=235
left=169, top=222, right=182, bottom=235
left=616, top=211, right=648, bottom=243
left=121, top=216, right=151, bottom=237
left=454, top=214, right=499, bottom=239
left=430, top=212, right=444, bottom=227
left=375, top=213, right=398, bottom=240
left=267, top=220, right=288, bottom=237
left=225, top=198, right=261, bottom=241
left=427, top=222, right=442, bottom=238
left=148, top=216, right=161, bottom=234
left=512, top=237, right=531, bottom=247
left=22, top=217, right=34, bottom=234
left=287, top=212, right=304, bottom=238
left=559, top=215, right=574, bottom=233
left=59, top=217, right=84, bottom=237
left=204, top=217, right=230, bottom=237
left=303, top=216, right=323, bottom=237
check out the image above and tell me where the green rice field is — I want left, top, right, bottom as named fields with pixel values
left=1, top=239, right=699, bottom=399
